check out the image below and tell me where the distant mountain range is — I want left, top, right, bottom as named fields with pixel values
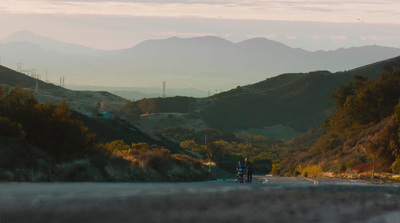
left=1, top=30, right=400, bottom=93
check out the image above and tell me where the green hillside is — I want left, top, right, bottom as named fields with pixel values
left=205, top=56, right=400, bottom=132
left=3, top=54, right=400, bottom=182
left=277, top=67, right=400, bottom=177
left=0, top=66, right=213, bottom=182
left=131, top=56, right=400, bottom=136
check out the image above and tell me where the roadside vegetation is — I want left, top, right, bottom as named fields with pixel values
left=117, top=67, right=400, bottom=181
left=276, top=68, right=400, bottom=179
left=0, top=87, right=213, bottom=182
left=135, top=68, right=400, bottom=181
left=3, top=61, right=400, bottom=183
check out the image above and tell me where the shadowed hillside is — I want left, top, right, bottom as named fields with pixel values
left=0, top=67, right=215, bottom=182
left=131, top=56, right=400, bottom=137
left=204, top=56, right=400, bottom=132
left=0, top=65, right=184, bottom=153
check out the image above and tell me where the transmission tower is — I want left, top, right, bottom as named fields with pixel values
left=162, top=81, right=166, bottom=98
left=60, top=76, right=65, bottom=87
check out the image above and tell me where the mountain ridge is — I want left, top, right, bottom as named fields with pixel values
left=0, top=64, right=187, bottom=153
left=130, top=55, right=400, bottom=139
left=1, top=30, right=400, bottom=91
left=1, top=30, right=103, bottom=55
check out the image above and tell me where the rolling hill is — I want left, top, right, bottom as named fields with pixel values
left=133, top=56, right=400, bottom=139
left=0, top=65, right=184, bottom=153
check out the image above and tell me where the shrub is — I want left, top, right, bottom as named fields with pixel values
left=271, top=163, right=282, bottom=175
left=301, top=165, right=322, bottom=178
left=138, top=149, right=172, bottom=172
left=0, top=116, right=26, bottom=138
left=168, top=154, right=214, bottom=181
left=0, top=169, right=14, bottom=181
left=56, top=159, right=105, bottom=181
left=252, top=158, right=273, bottom=174
left=391, top=159, right=400, bottom=174
left=293, top=167, right=301, bottom=176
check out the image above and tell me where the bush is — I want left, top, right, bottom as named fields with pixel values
left=252, top=159, right=273, bottom=174
left=138, top=149, right=172, bottom=173
left=271, top=163, right=282, bottom=175
left=0, top=169, right=14, bottom=181
left=391, top=159, right=400, bottom=174
left=301, top=165, right=322, bottom=178
left=168, top=154, right=214, bottom=181
left=293, top=167, right=301, bottom=176
left=56, top=159, right=104, bottom=181
left=0, top=116, right=26, bottom=138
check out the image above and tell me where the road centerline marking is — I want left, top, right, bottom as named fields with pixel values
left=306, top=178, right=319, bottom=185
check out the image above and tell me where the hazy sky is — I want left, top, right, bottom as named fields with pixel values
left=1, top=0, right=400, bottom=51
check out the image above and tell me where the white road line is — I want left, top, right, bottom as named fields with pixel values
left=306, top=178, right=319, bottom=185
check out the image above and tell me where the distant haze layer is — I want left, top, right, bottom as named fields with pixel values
left=1, top=31, right=400, bottom=92
left=0, top=0, right=400, bottom=51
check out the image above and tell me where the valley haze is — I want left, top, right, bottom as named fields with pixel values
left=1, top=30, right=400, bottom=99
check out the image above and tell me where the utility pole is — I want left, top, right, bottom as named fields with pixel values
left=60, top=76, right=65, bottom=87
left=33, top=74, right=41, bottom=92
left=162, top=81, right=166, bottom=98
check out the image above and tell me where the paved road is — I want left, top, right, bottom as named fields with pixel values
left=1, top=176, right=400, bottom=223
left=260, top=176, right=374, bottom=185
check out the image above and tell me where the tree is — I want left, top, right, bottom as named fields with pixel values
left=365, top=117, right=398, bottom=176
left=104, top=139, right=131, bottom=153
left=0, top=87, right=98, bottom=161
left=180, top=139, right=199, bottom=151
left=137, top=98, right=156, bottom=114
left=330, top=75, right=370, bottom=110
left=123, top=100, right=141, bottom=115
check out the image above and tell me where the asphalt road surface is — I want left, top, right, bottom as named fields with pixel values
left=1, top=176, right=400, bottom=223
